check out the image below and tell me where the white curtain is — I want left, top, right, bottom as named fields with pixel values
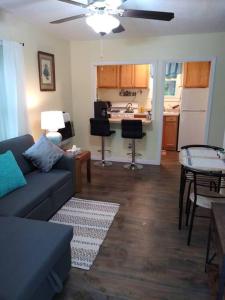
left=0, top=40, right=29, bottom=141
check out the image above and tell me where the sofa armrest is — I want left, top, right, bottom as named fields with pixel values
left=54, top=153, right=75, bottom=186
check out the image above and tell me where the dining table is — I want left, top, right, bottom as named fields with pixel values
left=178, top=146, right=225, bottom=230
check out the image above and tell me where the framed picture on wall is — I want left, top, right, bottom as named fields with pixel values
left=38, top=51, right=56, bottom=91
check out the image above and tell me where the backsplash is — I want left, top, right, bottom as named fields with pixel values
left=97, top=88, right=152, bottom=111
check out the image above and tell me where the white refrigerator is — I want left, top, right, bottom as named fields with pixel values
left=178, top=88, right=209, bottom=150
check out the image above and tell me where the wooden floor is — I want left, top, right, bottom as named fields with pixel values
left=55, top=152, right=211, bottom=300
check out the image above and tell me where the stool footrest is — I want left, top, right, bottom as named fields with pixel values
left=97, top=149, right=111, bottom=153
left=126, top=153, right=142, bottom=157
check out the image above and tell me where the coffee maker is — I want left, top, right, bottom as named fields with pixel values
left=94, top=101, right=111, bottom=119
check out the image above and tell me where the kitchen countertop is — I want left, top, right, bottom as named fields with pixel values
left=109, top=117, right=152, bottom=124
left=163, top=111, right=180, bottom=116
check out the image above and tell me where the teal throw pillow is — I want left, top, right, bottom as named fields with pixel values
left=23, top=134, right=63, bottom=172
left=0, top=150, right=27, bottom=198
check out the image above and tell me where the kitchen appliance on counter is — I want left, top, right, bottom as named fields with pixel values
left=110, top=102, right=139, bottom=118
left=94, top=101, right=111, bottom=119
left=178, top=88, right=209, bottom=150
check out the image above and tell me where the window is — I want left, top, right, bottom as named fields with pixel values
left=164, top=63, right=182, bottom=99
left=0, top=40, right=29, bottom=141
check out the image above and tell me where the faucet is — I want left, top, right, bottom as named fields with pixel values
left=125, top=103, right=134, bottom=113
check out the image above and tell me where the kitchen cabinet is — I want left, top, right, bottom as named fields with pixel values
left=162, top=115, right=179, bottom=151
left=120, top=65, right=134, bottom=88
left=134, top=64, right=149, bottom=88
left=120, top=64, right=149, bottom=89
left=183, top=62, right=211, bottom=88
left=97, top=65, right=120, bottom=88
left=97, top=64, right=149, bottom=89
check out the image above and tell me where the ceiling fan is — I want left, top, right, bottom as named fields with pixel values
left=51, top=0, right=174, bottom=35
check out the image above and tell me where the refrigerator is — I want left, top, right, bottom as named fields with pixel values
left=178, top=88, right=209, bottom=150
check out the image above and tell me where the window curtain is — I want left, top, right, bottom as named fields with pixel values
left=165, top=63, right=182, bottom=78
left=0, top=40, right=29, bottom=141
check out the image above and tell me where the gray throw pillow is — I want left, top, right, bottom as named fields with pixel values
left=23, top=134, right=63, bottom=172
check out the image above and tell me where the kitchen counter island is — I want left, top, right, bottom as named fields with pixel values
left=109, top=118, right=152, bottom=125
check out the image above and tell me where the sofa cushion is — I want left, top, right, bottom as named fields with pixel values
left=0, top=169, right=71, bottom=217
left=0, top=217, right=73, bottom=300
left=23, top=135, right=63, bottom=172
left=0, top=134, right=35, bottom=175
left=0, top=151, right=27, bottom=198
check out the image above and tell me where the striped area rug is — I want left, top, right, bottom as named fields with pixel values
left=50, top=198, right=120, bottom=270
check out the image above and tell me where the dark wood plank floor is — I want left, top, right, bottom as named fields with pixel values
left=55, top=152, right=211, bottom=300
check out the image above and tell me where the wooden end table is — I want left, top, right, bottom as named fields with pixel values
left=75, top=150, right=91, bottom=193
left=206, top=203, right=225, bottom=300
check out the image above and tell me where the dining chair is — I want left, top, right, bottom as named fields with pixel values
left=181, top=144, right=223, bottom=151
left=186, top=168, right=225, bottom=246
left=178, top=144, right=224, bottom=230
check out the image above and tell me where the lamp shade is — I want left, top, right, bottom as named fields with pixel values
left=41, top=111, right=65, bottom=131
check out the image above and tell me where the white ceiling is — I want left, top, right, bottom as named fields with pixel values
left=0, top=0, right=225, bottom=41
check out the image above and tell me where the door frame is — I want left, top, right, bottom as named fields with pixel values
left=92, top=60, right=158, bottom=120
left=156, top=57, right=217, bottom=165
left=91, top=60, right=159, bottom=165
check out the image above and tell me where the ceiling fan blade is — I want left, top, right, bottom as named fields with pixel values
left=57, top=0, right=97, bottom=8
left=112, top=24, right=125, bottom=33
left=121, top=9, right=174, bottom=21
left=50, top=14, right=86, bottom=24
left=57, top=0, right=88, bottom=8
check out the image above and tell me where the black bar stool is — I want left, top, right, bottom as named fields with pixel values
left=90, top=118, right=115, bottom=167
left=121, top=119, right=146, bottom=170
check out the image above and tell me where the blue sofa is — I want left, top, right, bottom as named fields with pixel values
left=0, top=134, right=76, bottom=300
left=0, top=134, right=75, bottom=220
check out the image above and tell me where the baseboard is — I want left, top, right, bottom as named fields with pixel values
left=91, top=155, right=160, bottom=166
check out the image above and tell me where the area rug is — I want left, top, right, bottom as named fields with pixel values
left=50, top=198, right=120, bottom=270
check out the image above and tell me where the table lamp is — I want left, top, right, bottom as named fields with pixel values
left=41, top=111, right=65, bottom=145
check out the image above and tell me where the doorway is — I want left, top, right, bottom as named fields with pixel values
left=160, top=59, right=215, bottom=162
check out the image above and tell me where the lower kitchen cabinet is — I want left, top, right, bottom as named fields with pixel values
left=162, top=115, right=179, bottom=151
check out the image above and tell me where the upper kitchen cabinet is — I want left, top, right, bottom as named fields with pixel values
left=183, top=62, right=211, bottom=88
left=133, top=64, right=149, bottom=88
left=120, top=65, right=134, bottom=88
left=120, top=64, right=149, bottom=89
left=97, top=65, right=120, bottom=88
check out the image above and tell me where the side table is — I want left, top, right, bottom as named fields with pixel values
left=75, top=150, right=91, bottom=193
left=206, top=203, right=225, bottom=300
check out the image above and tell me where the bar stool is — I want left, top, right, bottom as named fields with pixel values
left=121, top=119, right=146, bottom=170
left=90, top=118, right=115, bottom=167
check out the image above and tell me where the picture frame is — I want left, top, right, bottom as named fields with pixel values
left=38, top=51, right=56, bottom=91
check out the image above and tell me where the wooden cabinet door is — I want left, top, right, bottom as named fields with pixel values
left=134, top=64, right=149, bottom=88
left=97, top=65, right=119, bottom=88
left=183, top=62, right=211, bottom=88
left=162, top=116, right=179, bottom=151
left=120, top=65, right=134, bottom=88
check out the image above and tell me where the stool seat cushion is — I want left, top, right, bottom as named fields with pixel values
left=0, top=217, right=73, bottom=300
left=90, top=118, right=115, bottom=137
left=121, top=120, right=145, bottom=139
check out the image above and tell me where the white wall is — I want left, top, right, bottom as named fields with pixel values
left=0, top=11, right=72, bottom=139
left=70, top=33, right=225, bottom=163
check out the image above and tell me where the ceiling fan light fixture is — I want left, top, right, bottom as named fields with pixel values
left=86, top=13, right=120, bottom=34
left=105, top=0, right=122, bottom=9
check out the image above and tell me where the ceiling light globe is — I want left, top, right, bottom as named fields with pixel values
left=106, top=0, right=122, bottom=9
left=86, top=14, right=120, bottom=34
